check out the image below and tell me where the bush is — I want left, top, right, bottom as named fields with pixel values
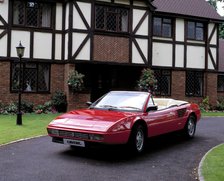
left=51, top=90, right=67, bottom=113
left=216, top=96, right=224, bottom=111
left=67, top=70, right=85, bottom=92
left=137, top=68, right=157, bottom=92
left=21, top=101, right=34, bottom=113
left=200, top=96, right=210, bottom=112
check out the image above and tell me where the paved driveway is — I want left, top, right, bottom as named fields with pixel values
left=0, top=117, right=223, bottom=181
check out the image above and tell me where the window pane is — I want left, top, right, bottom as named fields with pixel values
left=154, top=70, right=171, bottom=96
left=95, top=6, right=128, bottom=32
left=119, top=9, right=128, bottom=32
left=186, top=71, right=203, bottom=97
left=13, top=0, right=53, bottom=28
left=218, top=75, right=224, bottom=91
left=153, top=17, right=161, bottom=36
left=11, top=63, right=22, bottom=91
left=162, top=23, right=171, bottom=37
left=187, top=22, right=195, bottom=39
left=26, top=4, right=38, bottom=27
left=40, top=3, right=52, bottom=27
left=13, top=0, right=25, bottom=25
left=24, top=65, right=37, bottom=92
left=95, top=6, right=105, bottom=30
left=106, top=12, right=117, bottom=31
left=196, top=27, right=204, bottom=40
left=11, top=63, right=50, bottom=93
left=38, top=64, right=50, bottom=91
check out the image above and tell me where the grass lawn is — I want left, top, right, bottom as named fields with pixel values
left=0, top=113, right=60, bottom=145
left=202, top=111, right=224, bottom=117
left=201, top=144, right=224, bottom=181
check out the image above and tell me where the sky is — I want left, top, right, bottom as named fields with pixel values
left=217, top=1, right=224, bottom=16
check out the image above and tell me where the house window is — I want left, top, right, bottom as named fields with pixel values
left=154, top=70, right=171, bottom=96
left=218, top=74, right=224, bottom=92
left=186, top=71, right=203, bottom=97
left=187, top=21, right=204, bottom=41
left=11, top=63, right=50, bottom=92
left=153, top=17, right=172, bottom=37
left=13, top=0, right=53, bottom=28
left=95, top=5, right=129, bottom=32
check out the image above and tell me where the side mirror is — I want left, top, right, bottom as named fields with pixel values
left=146, top=105, right=158, bottom=112
left=86, top=101, right=92, bottom=106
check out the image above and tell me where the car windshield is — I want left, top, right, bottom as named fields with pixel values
left=92, top=91, right=149, bottom=111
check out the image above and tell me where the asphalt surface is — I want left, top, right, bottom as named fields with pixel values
left=0, top=117, right=224, bottom=181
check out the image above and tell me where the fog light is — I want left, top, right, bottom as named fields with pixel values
left=89, top=134, right=103, bottom=141
left=47, top=128, right=59, bottom=136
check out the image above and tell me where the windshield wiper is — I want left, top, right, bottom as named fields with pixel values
left=99, top=105, right=118, bottom=110
left=119, top=106, right=141, bottom=110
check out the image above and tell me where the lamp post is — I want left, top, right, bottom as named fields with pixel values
left=16, top=41, right=25, bottom=125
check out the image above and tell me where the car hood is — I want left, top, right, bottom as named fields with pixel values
left=48, top=109, right=138, bottom=132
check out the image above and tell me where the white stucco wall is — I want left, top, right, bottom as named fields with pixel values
left=33, top=32, right=52, bottom=59
left=208, top=23, right=217, bottom=45
left=175, top=45, right=184, bottom=68
left=55, top=34, right=62, bottom=60
left=73, top=2, right=91, bottom=30
left=72, top=32, right=90, bottom=60
left=0, top=0, right=8, bottom=23
left=11, top=30, right=30, bottom=58
left=186, top=46, right=205, bottom=69
left=0, top=34, right=7, bottom=57
left=176, top=19, right=184, bottom=42
left=133, top=9, right=148, bottom=35
left=152, top=42, right=173, bottom=67
left=208, top=47, right=217, bottom=70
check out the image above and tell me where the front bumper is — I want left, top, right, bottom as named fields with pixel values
left=47, top=127, right=131, bottom=145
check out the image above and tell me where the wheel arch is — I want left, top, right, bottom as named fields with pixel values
left=132, top=119, right=148, bottom=137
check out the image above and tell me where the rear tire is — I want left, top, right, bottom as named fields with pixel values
left=128, top=124, right=146, bottom=154
left=184, top=115, right=196, bottom=138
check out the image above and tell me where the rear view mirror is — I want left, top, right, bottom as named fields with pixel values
left=146, top=105, right=158, bottom=112
left=86, top=101, right=92, bottom=106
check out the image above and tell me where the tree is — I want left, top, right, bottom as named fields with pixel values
left=207, top=0, right=224, bottom=39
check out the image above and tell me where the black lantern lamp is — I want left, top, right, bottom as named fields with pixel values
left=16, top=41, right=25, bottom=125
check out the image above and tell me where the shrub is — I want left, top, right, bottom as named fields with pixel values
left=51, top=90, right=67, bottom=113
left=216, top=96, right=224, bottom=111
left=21, top=101, right=34, bottom=113
left=137, top=68, right=157, bottom=92
left=200, top=96, right=210, bottom=112
left=67, top=70, right=85, bottom=92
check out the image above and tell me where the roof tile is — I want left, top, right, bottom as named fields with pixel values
left=153, top=0, right=222, bottom=21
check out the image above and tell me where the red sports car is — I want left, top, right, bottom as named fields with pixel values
left=47, top=91, right=201, bottom=153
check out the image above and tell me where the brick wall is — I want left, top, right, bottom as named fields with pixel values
left=171, top=70, right=217, bottom=106
left=93, top=35, right=129, bottom=63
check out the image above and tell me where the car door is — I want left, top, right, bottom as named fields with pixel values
left=144, top=97, right=179, bottom=137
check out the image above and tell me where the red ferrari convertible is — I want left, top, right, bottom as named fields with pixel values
left=47, top=91, right=201, bottom=153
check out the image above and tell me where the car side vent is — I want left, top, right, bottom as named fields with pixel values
left=177, top=108, right=187, bottom=117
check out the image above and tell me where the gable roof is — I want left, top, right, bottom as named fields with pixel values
left=219, top=39, right=224, bottom=72
left=152, top=0, right=222, bottom=21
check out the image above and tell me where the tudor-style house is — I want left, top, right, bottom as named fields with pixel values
left=0, top=0, right=223, bottom=110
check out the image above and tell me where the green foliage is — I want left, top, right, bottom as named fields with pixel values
left=34, top=101, right=54, bottom=114
left=200, top=96, right=210, bottom=112
left=216, top=96, right=224, bottom=110
left=67, top=70, right=85, bottom=92
left=137, top=68, right=157, bottom=92
left=51, top=90, right=67, bottom=112
left=21, top=101, right=34, bottom=113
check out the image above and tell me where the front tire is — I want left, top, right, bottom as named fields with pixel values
left=129, top=124, right=146, bottom=154
left=184, top=115, right=196, bottom=138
